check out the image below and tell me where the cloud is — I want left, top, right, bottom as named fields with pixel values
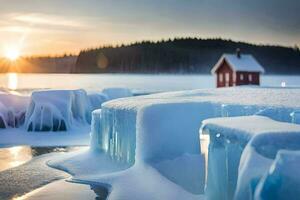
left=11, top=13, right=85, bottom=28
left=0, top=25, right=30, bottom=33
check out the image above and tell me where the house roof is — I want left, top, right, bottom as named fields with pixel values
left=211, top=54, right=265, bottom=74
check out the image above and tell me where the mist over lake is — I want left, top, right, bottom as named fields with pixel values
left=1, top=73, right=300, bottom=95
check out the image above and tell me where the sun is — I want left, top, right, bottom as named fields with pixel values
left=5, top=48, right=20, bottom=61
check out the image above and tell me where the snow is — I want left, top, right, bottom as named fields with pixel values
left=49, top=152, right=205, bottom=200
left=0, top=88, right=132, bottom=147
left=211, top=54, right=265, bottom=74
left=152, top=154, right=205, bottom=194
left=3, top=78, right=300, bottom=199
left=2, top=86, right=300, bottom=199
left=25, top=89, right=91, bottom=131
left=102, top=88, right=132, bottom=100
left=0, top=127, right=91, bottom=147
left=21, top=88, right=129, bottom=132
left=201, top=115, right=300, bottom=141
left=48, top=87, right=300, bottom=200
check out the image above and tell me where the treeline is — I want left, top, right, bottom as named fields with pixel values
left=1, top=38, right=299, bottom=74
left=0, top=55, right=77, bottom=73
left=74, top=38, right=300, bottom=74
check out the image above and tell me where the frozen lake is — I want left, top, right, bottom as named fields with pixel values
left=0, top=146, right=86, bottom=172
left=0, top=73, right=300, bottom=94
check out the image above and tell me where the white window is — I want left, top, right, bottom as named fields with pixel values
left=225, top=73, right=230, bottom=82
left=219, top=74, right=223, bottom=82
left=248, top=74, right=252, bottom=82
left=240, top=74, right=244, bottom=80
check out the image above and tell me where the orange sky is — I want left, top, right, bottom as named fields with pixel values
left=0, top=0, right=299, bottom=57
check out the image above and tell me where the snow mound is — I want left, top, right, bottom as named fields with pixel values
left=24, top=89, right=131, bottom=132
left=25, top=90, right=91, bottom=131
left=102, top=88, right=132, bottom=100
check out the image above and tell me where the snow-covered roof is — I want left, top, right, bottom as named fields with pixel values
left=201, top=115, right=300, bottom=138
left=211, top=54, right=265, bottom=74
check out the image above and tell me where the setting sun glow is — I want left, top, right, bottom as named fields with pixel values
left=5, top=48, right=20, bottom=61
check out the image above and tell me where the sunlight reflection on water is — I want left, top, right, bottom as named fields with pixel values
left=0, top=146, right=32, bottom=172
left=7, top=72, right=18, bottom=90
left=0, top=146, right=89, bottom=172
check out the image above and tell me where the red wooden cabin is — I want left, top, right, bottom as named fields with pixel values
left=211, top=51, right=265, bottom=88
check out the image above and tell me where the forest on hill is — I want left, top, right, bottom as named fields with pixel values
left=74, top=38, right=300, bottom=74
left=0, top=55, right=77, bottom=73
left=0, top=38, right=299, bottom=74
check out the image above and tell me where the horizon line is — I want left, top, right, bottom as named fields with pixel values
left=3, top=36, right=298, bottom=58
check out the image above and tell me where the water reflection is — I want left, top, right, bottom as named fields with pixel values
left=91, top=184, right=110, bottom=200
left=13, top=179, right=109, bottom=200
left=7, top=72, right=18, bottom=90
left=0, top=146, right=32, bottom=172
left=0, top=146, right=88, bottom=172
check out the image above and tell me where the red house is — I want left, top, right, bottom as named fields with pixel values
left=211, top=51, right=265, bottom=88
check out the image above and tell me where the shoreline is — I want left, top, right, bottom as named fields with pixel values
left=0, top=151, right=71, bottom=199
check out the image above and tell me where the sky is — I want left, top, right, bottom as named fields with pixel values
left=0, top=0, right=299, bottom=57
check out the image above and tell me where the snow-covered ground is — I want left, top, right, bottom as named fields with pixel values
left=2, top=86, right=300, bottom=199
left=2, top=74, right=300, bottom=95
left=46, top=87, right=300, bottom=200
